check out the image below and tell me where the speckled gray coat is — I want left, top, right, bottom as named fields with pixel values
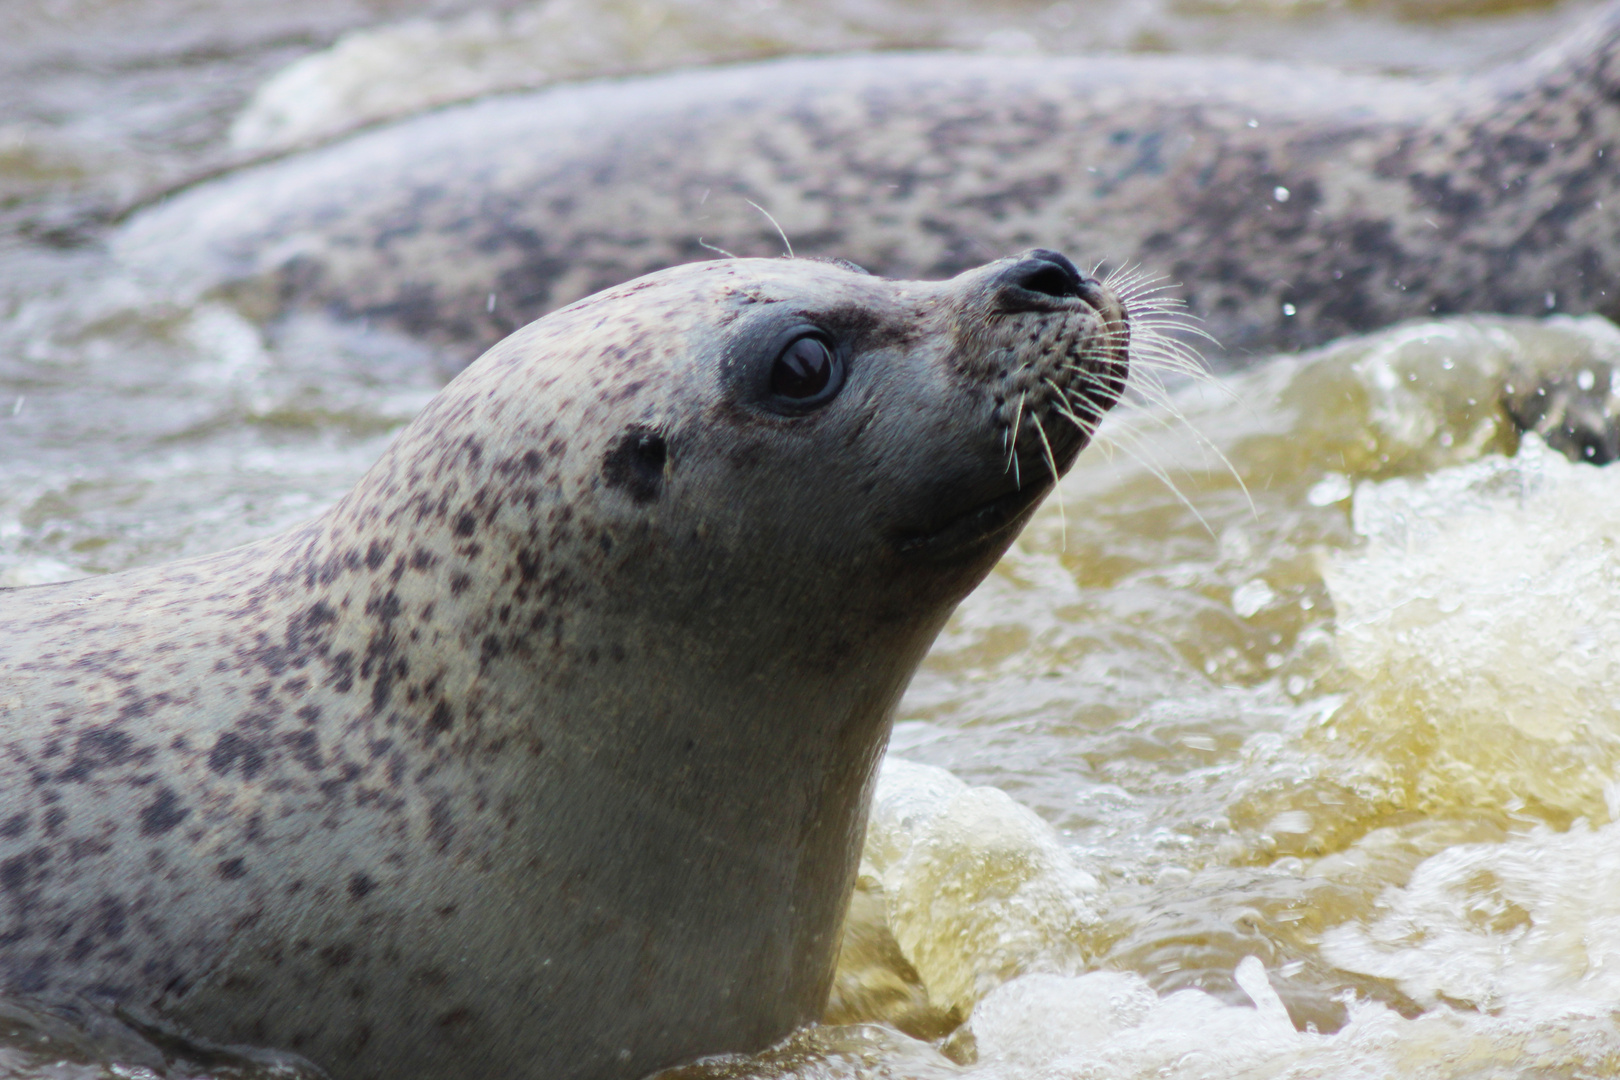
left=120, top=3, right=1620, bottom=363
left=0, top=254, right=1127, bottom=1080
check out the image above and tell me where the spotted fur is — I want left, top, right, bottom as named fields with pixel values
left=0, top=255, right=1126, bottom=1080
left=119, top=4, right=1620, bottom=365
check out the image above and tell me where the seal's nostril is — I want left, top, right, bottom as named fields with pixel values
left=1004, top=250, right=1085, bottom=301
left=1017, top=264, right=1081, bottom=298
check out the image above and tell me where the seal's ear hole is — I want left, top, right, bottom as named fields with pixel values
left=769, top=333, right=844, bottom=407
left=602, top=426, right=667, bottom=505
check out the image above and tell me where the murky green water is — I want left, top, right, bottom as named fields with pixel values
left=5, top=0, right=1620, bottom=1076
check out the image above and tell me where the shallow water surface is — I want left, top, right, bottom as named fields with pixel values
left=4, top=0, right=1620, bottom=1077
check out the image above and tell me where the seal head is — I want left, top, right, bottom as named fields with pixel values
left=0, top=251, right=1126, bottom=1080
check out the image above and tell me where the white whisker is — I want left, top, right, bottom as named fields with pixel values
left=1064, top=266, right=1256, bottom=524
left=744, top=199, right=794, bottom=259
left=1007, top=392, right=1026, bottom=487
left=1032, top=412, right=1067, bottom=551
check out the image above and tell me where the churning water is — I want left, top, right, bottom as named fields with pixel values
left=4, top=0, right=1620, bottom=1076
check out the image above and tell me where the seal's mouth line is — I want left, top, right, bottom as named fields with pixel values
left=891, top=479, right=1052, bottom=562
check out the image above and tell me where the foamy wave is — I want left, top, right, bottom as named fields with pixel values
left=1325, top=434, right=1620, bottom=819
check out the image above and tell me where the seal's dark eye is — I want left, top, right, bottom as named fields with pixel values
left=770, top=334, right=841, bottom=403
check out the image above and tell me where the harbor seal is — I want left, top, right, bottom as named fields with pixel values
left=117, top=1, right=1620, bottom=365
left=0, top=251, right=1128, bottom=1080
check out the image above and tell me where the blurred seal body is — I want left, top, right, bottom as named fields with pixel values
left=0, top=252, right=1127, bottom=1080
left=120, top=4, right=1620, bottom=361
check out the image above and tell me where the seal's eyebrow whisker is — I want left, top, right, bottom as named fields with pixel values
left=697, top=238, right=739, bottom=259
left=1032, top=412, right=1067, bottom=551
left=744, top=199, right=794, bottom=259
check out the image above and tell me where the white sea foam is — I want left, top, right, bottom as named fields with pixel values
left=848, top=763, right=1620, bottom=1080
left=864, top=760, right=1103, bottom=1015
left=1323, top=816, right=1620, bottom=1020
left=1325, top=434, right=1620, bottom=818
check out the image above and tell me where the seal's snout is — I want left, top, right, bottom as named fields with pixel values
left=895, top=251, right=1130, bottom=563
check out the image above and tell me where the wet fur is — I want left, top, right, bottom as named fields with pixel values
left=0, top=256, right=1125, bottom=1080
left=120, top=4, right=1620, bottom=364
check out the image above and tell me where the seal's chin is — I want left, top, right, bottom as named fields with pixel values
left=891, top=476, right=1054, bottom=564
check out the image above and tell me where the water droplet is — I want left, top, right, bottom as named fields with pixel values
left=1307, top=473, right=1352, bottom=506
left=1232, top=579, right=1276, bottom=618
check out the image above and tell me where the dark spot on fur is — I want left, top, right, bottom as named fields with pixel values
left=453, top=511, right=477, bottom=537
left=320, top=943, right=356, bottom=968
left=427, top=702, right=453, bottom=739
left=138, top=788, right=190, bottom=837
left=428, top=798, right=455, bottom=854
left=99, top=897, right=126, bottom=939
left=436, top=1006, right=476, bottom=1044
left=348, top=873, right=375, bottom=900
left=329, top=650, right=356, bottom=694
left=601, top=426, right=667, bottom=504
left=0, top=814, right=27, bottom=839
left=0, top=850, right=44, bottom=892
left=208, top=731, right=266, bottom=780
left=285, top=729, right=324, bottom=771
left=59, top=727, right=144, bottom=782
